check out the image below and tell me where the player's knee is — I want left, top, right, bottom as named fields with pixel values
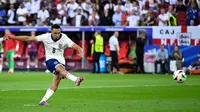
left=55, top=65, right=65, bottom=72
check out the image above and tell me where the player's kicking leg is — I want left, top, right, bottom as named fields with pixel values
left=55, top=64, right=84, bottom=86
left=39, top=74, right=62, bottom=105
left=39, top=65, right=84, bottom=105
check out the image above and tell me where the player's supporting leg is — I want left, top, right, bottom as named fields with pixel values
left=55, top=64, right=84, bottom=86
left=9, top=51, right=15, bottom=73
left=39, top=74, right=62, bottom=105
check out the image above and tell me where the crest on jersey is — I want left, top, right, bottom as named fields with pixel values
left=59, top=44, right=62, bottom=49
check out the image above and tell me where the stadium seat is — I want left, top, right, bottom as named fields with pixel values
left=87, top=54, right=93, bottom=62
left=15, top=41, right=28, bottom=60
left=190, top=69, right=200, bottom=75
left=177, top=12, right=187, bottom=25
left=64, top=48, right=75, bottom=60
left=118, top=41, right=129, bottom=60
left=104, top=43, right=110, bottom=56
left=37, top=42, right=45, bottom=60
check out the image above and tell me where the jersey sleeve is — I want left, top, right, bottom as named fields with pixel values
left=63, top=34, right=75, bottom=48
left=35, top=34, right=47, bottom=42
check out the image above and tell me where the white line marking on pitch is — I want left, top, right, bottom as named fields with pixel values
left=1, top=84, right=199, bottom=91
left=23, top=104, right=38, bottom=107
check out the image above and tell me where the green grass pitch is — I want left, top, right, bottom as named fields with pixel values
left=0, top=72, right=200, bottom=112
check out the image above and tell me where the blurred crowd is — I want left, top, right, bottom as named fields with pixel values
left=0, top=0, right=200, bottom=26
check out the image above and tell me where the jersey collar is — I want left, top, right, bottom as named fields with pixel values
left=51, top=34, right=62, bottom=42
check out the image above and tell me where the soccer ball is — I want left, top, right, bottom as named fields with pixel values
left=173, top=70, right=187, bottom=83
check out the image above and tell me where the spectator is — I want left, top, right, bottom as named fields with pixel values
left=149, top=0, right=158, bottom=12
left=124, top=0, right=133, bottom=13
left=112, top=6, right=122, bottom=26
left=197, top=0, right=200, bottom=8
left=187, top=1, right=199, bottom=25
left=176, top=0, right=187, bottom=13
left=65, top=0, right=79, bottom=25
left=138, top=0, right=146, bottom=11
left=126, top=9, right=140, bottom=26
left=16, top=4, right=28, bottom=25
left=104, top=0, right=114, bottom=18
left=74, top=7, right=85, bottom=26
left=114, top=0, right=124, bottom=12
left=158, top=8, right=168, bottom=26
left=93, top=0, right=100, bottom=13
left=56, top=0, right=66, bottom=17
left=121, top=8, right=128, bottom=26
left=8, top=0, right=16, bottom=5
left=109, top=31, right=122, bottom=74
left=168, top=11, right=177, bottom=26
left=99, top=9, right=113, bottom=26
left=40, top=0, right=49, bottom=8
left=30, top=0, right=41, bottom=25
left=166, top=5, right=174, bottom=17
left=131, top=1, right=139, bottom=12
left=91, top=31, right=104, bottom=73
left=88, top=10, right=100, bottom=26
left=24, top=0, right=31, bottom=15
left=136, top=32, right=146, bottom=73
left=169, top=0, right=177, bottom=5
left=154, top=44, right=168, bottom=74
left=140, top=5, right=149, bottom=16
left=189, top=19, right=195, bottom=25
left=27, top=31, right=38, bottom=70
left=3, top=29, right=19, bottom=73
left=171, top=45, right=183, bottom=70
left=140, top=5, right=149, bottom=25
left=144, top=11, right=155, bottom=26
left=50, top=15, right=61, bottom=25
left=37, top=5, right=50, bottom=26
left=81, top=0, right=93, bottom=17
left=7, top=5, right=16, bottom=25
left=0, top=1, right=7, bottom=10
left=0, top=7, right=6, bottom=25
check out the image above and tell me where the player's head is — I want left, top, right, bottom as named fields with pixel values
left=51, top=24, right=61, bottom=39
left=160, top=44, right=165, bottom=51
left=31, top=31, right=35, bottom=36
left=114, top=31, right=119, bottom=38
left=5, top=29, right=11, bottom=34
left=139, top=32, right=145, bottom=38
left=174, top=45, right=179, bottom=52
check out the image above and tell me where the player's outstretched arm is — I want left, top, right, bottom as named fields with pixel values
left=7, top=35, right=36, bottom=42
left=6, top=32, right=36, bottom=42
left=72, top=44, right=83, bottom=58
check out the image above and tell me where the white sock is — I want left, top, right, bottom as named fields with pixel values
left=27, top=65, right=30, bottom=69
left=40, top=88, right=54, bottom=102
left=0, top=64, right=2, bottom=72
left=66, top=73, right=78, bottom=82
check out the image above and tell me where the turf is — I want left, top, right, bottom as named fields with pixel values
left=0, top=72, right=200, bottom=112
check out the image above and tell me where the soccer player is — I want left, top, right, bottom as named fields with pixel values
left=5, top=24, right=84, bottom=105
left=4, top=29, right=19, bottom=73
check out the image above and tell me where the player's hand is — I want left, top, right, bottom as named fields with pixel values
left=77, top=48, right=84, bottom=58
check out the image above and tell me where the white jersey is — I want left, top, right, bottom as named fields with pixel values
left=36, top=33, right=74, bottom=64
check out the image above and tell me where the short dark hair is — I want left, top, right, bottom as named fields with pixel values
left=51, top=24, right=60, bottom=30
